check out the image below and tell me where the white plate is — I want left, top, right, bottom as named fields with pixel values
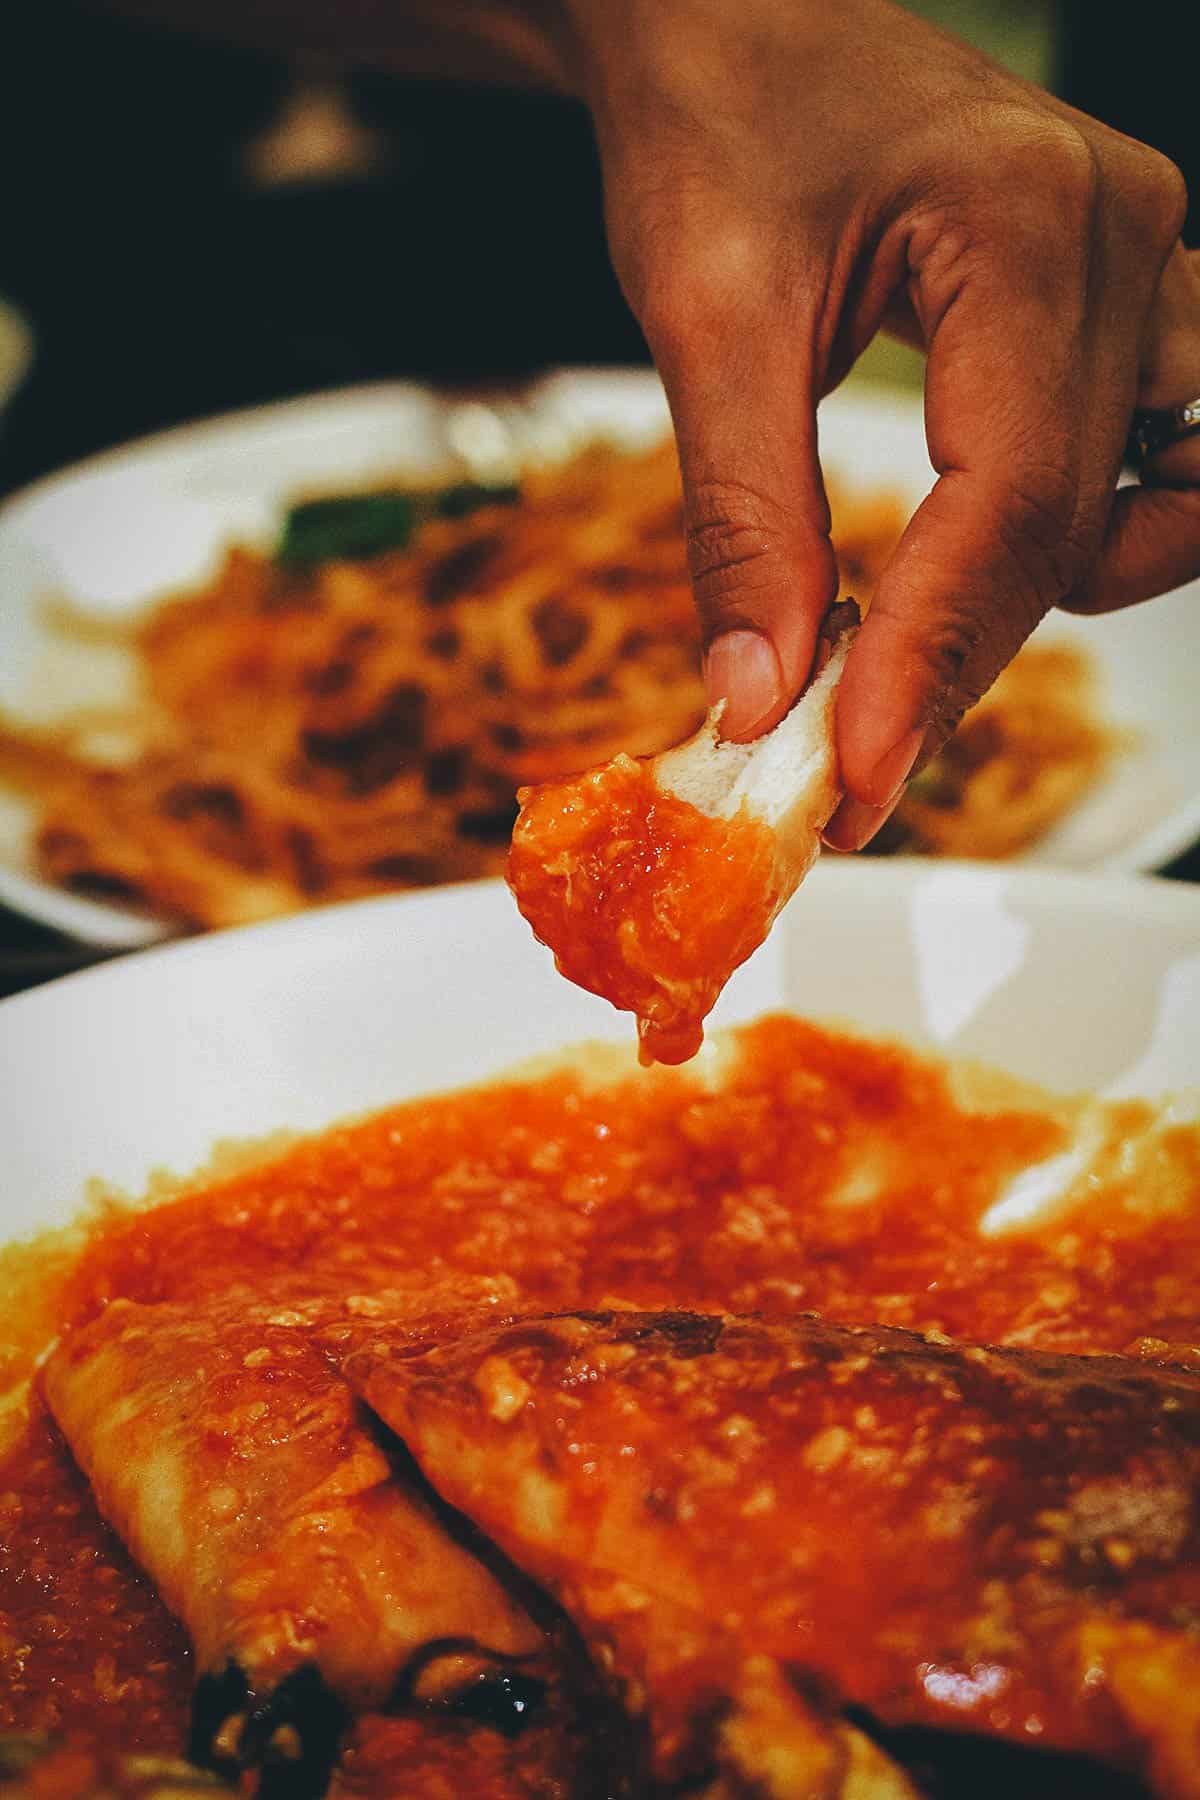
left=0, top=371, right=1197, bottom=948
left=1, top=860, right=1198, bottom=1242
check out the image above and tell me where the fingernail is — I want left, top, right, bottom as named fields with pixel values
left=704, top=630, right=785, bottom=741
left=868, top=723, right=927, bottom=808
left=822, top=789, right=905, bottom=854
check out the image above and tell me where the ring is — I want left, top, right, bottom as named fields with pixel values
left=1127, top=397, right=1200, bottom=471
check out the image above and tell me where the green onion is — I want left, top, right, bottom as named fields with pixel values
left=435, top=481, right=520, bottom=520
left=276, top=494, right=419, bottom=567
left=276, top=482, right=520, bottom=568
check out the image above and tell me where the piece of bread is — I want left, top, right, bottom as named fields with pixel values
left=508, top=602, right=858, bottom=1066
left=654, top=601, right=856, bottom=894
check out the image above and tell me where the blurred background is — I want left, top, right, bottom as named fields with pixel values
left=0, top=0, right=1194, bottom=494
left=0, top=0, right=1196, bottom=995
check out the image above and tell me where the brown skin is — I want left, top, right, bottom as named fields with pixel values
left=558, top=0, right=1200, bottom=847
left=97, top=0, right=1200, bottom=844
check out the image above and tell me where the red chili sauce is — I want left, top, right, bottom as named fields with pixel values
left=508, top=756, right=779, bottom=1065
left=1, top=1015, right=1197, bottom=1782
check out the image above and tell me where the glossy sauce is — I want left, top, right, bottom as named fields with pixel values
left=508, top=756, right=778, bottom=1064
left=373, top=1310, right=1200, bottom=1776
left=1, top=1015, right=1198, bottom=1782
left=0, top=1413, right=191, bottom=1745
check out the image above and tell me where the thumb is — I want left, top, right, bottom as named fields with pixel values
left=654, top=325, right=840, bottom=742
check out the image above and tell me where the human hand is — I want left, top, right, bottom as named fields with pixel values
left=558, top=0, right=1200, bottom=846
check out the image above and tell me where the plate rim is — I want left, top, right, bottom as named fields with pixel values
left=0, top=378, right=446, bottom=523
left=3, top=857, right=1198, bottom=1025
left=2, top=861, right=1196, bottom=1244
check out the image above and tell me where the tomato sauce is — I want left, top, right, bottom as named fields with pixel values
left=0, top=1413, right=191, bottom=1746
left=331, top=1712, right=607, bottom=1800
left=1, top=1014, right=1198, bottom=1783
left=508, top=756, right=778, bottom=1064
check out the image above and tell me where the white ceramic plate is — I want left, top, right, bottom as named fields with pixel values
left=1, top=371, right=1197, bottom=948
left=1, top=860, right=1197, bottom=1243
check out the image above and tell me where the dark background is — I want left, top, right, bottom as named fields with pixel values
left=1, top=0, right=1195, bottom=494
left=0, top=7, right=641, bottom=495
left=0, top=0, right=1196, bottom=989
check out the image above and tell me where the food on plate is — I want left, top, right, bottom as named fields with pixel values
left=41, top=1291, right=545, bottom=1793
left=2, top=1015, right=1199, bottom=1795
left=0, top=431, right=1112, bottom=933
left=348, top=1308, right=1200, bottom=1797
left=507, top=603, right=857, bottom=1064
left=0, top=444, right=709, bottom=930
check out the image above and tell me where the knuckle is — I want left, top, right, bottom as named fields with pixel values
left=913, top=110, right=1105, bottom=297
left=1028, top=118, right=1100, bottom=213
left=868, top=595, right=994, bottom=742
left=632, top=225, right=770, bottom=359
left=1067, top=127, right=1186, bottom=264
left=967, top=107, right=1099, bottom=220
left=871, top=487, right=1080, bottom=729
left=993, top=472, right=1091, bottom=603
left=932, top=107, right=1102, bottom=275
left=921, top=611, right=995, bottom=719
left=1126, top=146, right=1189, bottom=253
left=684, top=478, right=789, bottom=618
left=897, top=600, right=1019, bottom=742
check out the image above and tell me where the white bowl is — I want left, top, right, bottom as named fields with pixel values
left=1, top=860, right=1197, bottom=1243
left=1, top=372, right=1198, bottom=948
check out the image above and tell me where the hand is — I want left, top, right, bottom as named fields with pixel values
left=557, top=0, right=1200, bottom=846
left=107, top=0, right=1199, bottom=848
